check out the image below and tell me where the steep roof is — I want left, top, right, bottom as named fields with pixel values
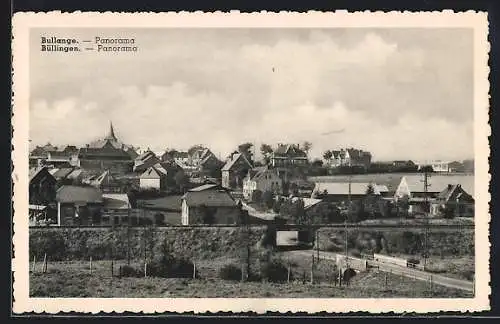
left=273, top=144, right=307, bottom=158
left=140, top=165, right=167, bottom=179
left=189, top=184, right=219, bottom=192
left=29, top=167, right=55, bottom=183
left=291, top=197, right=323, bottom=210
left=52, top=168, right=74, bottom=180
left=222, top=153, right=252, bottom=171
left=436, top=184, right=474, bottom=203
left=56, top=185, right=103, bottom=204
left=398, top=174, right=474, bottom=198
left=66, top=169, right=83, bottom=180
left=312, top=182, right=388, bottom=196
left=183, top=188, right=236, bottom=207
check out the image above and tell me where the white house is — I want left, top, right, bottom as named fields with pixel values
left=242, top=167, right=282, bottom=200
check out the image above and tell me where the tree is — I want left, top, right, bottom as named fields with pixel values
left=311, top=159, right=323, bottom=167
left=260, top=144, right=273, bottom=164
left=419, top=165, right=434, bottom=173
left=302, top=141, right=312, bottom=156
left=188, top=144, right=205, bottom=156
left=174, top=170, right=189, bottom=193
left=238, top=143, right=254, bottom=165
left=323, top=150, right=333, bottom=161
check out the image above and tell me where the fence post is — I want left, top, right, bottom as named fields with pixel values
left=111, top=259, right=114, bottom=277
left=287, top=263, right=291, bottom=284
left=384, top=273, right=388, bottom=290
left=310, top=255, right=314, bottom=284
left=32, top=255, right=36, bottom=273
left=89, top=256, right=93, bottom=275
left=193, top=261, right=196, bottom=279
left=43, top=253, right=47, bottom=274
left=144, top=262, right=147, bottom=278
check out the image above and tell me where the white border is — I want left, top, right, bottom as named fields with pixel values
left=12, top=11, right=491, bottom=314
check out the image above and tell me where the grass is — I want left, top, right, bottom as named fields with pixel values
left=30, top=259, right=472, bottom=298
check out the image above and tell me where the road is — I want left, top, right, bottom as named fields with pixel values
left=291, top=250, right=474, bottom=292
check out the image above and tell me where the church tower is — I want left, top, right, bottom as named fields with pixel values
left=105, top=121, right=117, bottom=141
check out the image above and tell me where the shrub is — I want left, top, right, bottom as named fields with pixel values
left=120, top=265, right=143, bottom=278
left=30, top=230, right=67, bottom=261
left=260, top=258, right=289, bottom=283
left=219, top=263, right=242, bottom=281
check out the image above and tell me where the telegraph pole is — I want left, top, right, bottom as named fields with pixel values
left=345, top=175, right=352, bottom=269
left=423, top=170, right=431, bottom=269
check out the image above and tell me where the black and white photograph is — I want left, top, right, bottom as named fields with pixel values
left=12, top=11, right=490, bottom=313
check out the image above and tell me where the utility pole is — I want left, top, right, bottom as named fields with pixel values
left=423, top=170, right=431, bottom=270
left=345, top=175, right=351, bottom=269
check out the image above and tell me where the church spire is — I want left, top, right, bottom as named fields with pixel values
left=105, top=121, right=117, bottom=140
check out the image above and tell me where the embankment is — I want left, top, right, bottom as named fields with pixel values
left=29, top=226, right=267, bottom=261
left=315, top=227, right=474, bottom=257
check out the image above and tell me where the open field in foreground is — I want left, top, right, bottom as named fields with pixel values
left=30, top=260, right=472, bottom=298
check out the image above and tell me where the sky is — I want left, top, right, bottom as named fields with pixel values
left=29, top=28, right=474, bottom=162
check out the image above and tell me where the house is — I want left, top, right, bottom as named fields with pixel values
left=221, top=152, right=253, bottom=189
left=243, top=167, right=282, bottom=200
left=270, top=144, right=308, bottom=168
left=394, top=174, right=474, bottom=216
left=311, top=182, right=389, bottom=203
left=392, top=160, right=418, bottom=171
left=417, top=160, right=452, bottom=173
left=56, top=185, right=103, bottom=226
left=139, top=164, right=168, bottom=190
left=161, top=150, right=189, bottom=164
left=29, top=167, right=57, bottom=206
left=44, top=145, right=80, bottom=168
left=198, top=153, right=224, bottom=178
left=325, top=148, right=372, bottom=169
left=101, top=193, right=133, bottom=226
left=78, top=121, right=135, bottom=173
left=133, top=150, right=161, bottom=173
left=29, top=143, right=58, bottom=168
left=430, top=184, right=475, bottom=218
left=136, top=195, right=183, bottom=225
left=181, top=184, right=241, bottom=225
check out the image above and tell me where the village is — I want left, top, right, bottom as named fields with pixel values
left=28, top=121, right=475, bottom=228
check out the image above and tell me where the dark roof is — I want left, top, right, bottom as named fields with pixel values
left=137, top=195, right=182, bottom=211
left=273, top=144, right=307, bottom=158
left=29, top=167, right=55, bottom=183
left=222, top=153, right=252, bottom=171
left=52, top=168, right=74, bottom=179
left=56, top=185, right=103, bottom=204
left=183, top=189, right=236, bottom=207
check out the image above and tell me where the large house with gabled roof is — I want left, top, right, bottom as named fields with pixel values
left=221, top=152, right=253, bottom=189
left=270, top=144, right=308, bottom=168
left=78, top=122, right=136, bottom=173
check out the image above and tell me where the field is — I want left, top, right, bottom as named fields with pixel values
left=30, top=256, right=472, bottom=298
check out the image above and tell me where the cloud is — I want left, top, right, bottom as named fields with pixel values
left=29, top=28, right=473, bottom=161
